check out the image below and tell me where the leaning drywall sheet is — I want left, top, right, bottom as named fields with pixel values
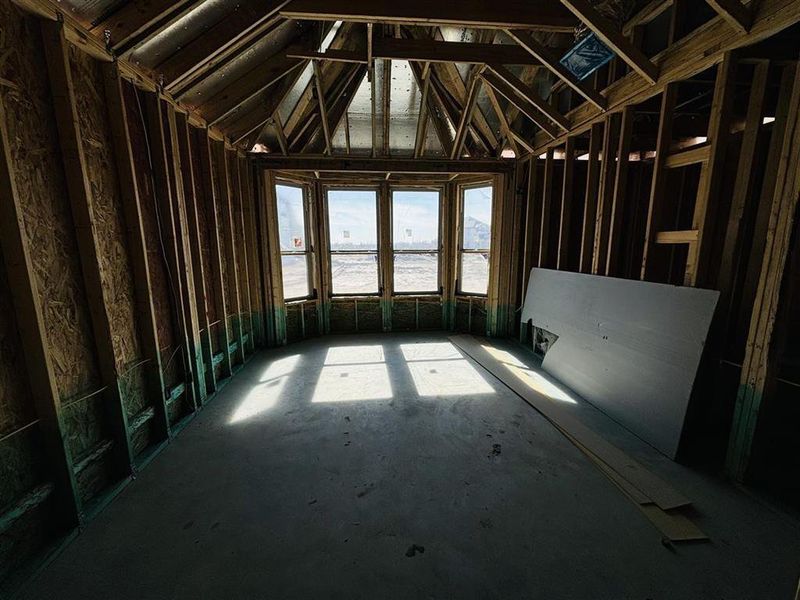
left=521, top=268, right=719, bottom=458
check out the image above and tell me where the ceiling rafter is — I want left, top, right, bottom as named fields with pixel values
left=483, top=84, right=520, bottom=157
left=227, top=66, right=309, bottom=146
left=409, top=60, right=454, bottom=157
left=155, top=1, right=289, bottom=89
left=451, top=72, right=484, bottom=159
left=559, top=0, right=659, bottom=84
left=422, top=28, right=499, bottom=153
left=705, top=0, right=751, bottom=34
left=414, top=62, right=432, bottom=157
left=288, top=58, right=363, bottom=151
left=486, top=64, right=570, bottom=131
left=505, top=29, right=608, bottom=109
left=481, top=69, right=560, bottom=139
left=312, top=60, right=333, bottom=154
left=90, top=0, right=202, bottom=55
left=205, top=57, right=303, bottom=125
left=280, top=23, right=361, bottom=144
left=172, top=17, right=306, bottom=98
left=309, top=65, right=368, bottom=154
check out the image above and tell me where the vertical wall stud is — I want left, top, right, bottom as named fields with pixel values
left=538, top=149, right=555, bottom=268
left=726, top=60, right=800, bottom=481
left=263, top=170, right=288, bottom=344
left=605, top=106, right=635, bottom=276
left=592, top=112, right=621, bottom=275
left=166, top=106, right=205, bottom=408
left=234, top=156, right=255, bottom=354
left=557, top=137, right=576, bottom=270
left=102, top=63, right=170, bottom=440
left=641, top=85, right=678, bottom=281
left=216, top=143, right=246, bottom=365
left=579, top=123, right=602, bottom=273
left=198, top=134, right=233, bottom=377
left=685, top=52, right=737, bottom=287
left=175, top=114, right=217, bottom=397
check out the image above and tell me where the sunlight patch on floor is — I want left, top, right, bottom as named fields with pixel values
left=324, top=345, right=385, bottom=365
left=312, top=363, right=393, bottom=403
left=481, top=345, right=577, bottom=404
left=229, top=377, right=289, bottom=423
left=259, top=354, right=302, bottom=382
left=406, top=359, right=495, bottom=397
left=399, top=342, right=463, bottom=362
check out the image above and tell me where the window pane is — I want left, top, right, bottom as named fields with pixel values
left=392, top=190, right=439, bottom=250
left=462, top=186, right=493, bottom=250
left=393, top=253, right=438, bottom=293
left=460, top=252, right=489, bottom=295
left=331, top=254, right=379, bottom=294
left=281, top=255, right=309, bottom=299
left=328, top=190, right=378, bottom=251
left=276, top=184, right=306, bottom=251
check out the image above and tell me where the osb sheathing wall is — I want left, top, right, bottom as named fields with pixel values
left=69, top=46, right=151, bottom=456
left=0, top=1, right=265, bottom=590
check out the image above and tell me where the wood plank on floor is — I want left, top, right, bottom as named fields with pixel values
left=448, top=334, right=693, bottom=511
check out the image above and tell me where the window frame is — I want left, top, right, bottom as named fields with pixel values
left=390, top=186, right=444, bottom=296
left=325, top=186, right=382, bottom=298
left=457, top=181, right=494, bottom=297
left=275, top=180, right=314, bottom=302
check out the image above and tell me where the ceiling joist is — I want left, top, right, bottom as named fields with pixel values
left=280, top=0, right=576, bottom=31
left=252, top=155, right=513, bottom=173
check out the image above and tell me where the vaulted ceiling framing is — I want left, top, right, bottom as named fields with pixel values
left=14, top=0, right=793, bottom=162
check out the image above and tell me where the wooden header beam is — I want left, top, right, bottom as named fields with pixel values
left=280, top=0, right=577, bottom=31
left=252, top=155, right=514, bottom=173
left=374, top=37, right=541, bottom=65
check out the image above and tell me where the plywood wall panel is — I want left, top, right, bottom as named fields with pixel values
left=0, top=257, right=46, bottom=508
left=68, top=45, right=149, bottom=423
left=0, top=0, right=100, bottom=405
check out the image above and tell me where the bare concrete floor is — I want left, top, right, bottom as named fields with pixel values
left=20, top=333, right=800, bottom=599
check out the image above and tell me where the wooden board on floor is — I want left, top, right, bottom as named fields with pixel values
left=448, top=334, right=692, bottom=511
left=449, top=334, right=706, bottom=541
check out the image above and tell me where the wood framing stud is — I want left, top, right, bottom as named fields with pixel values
left=705, top=0, right=751, bottom=34
left=505, top=29, right=608, bottom=110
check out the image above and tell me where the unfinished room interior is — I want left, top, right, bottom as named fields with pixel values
left=2, top=0, right=800, bottom=597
